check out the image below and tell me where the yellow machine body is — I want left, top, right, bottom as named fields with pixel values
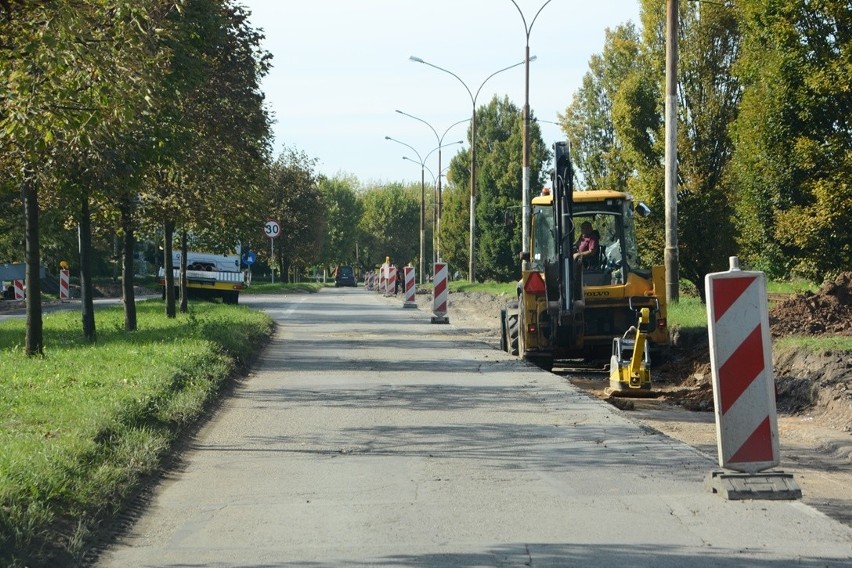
left=609, top=307, right=653, bottom=391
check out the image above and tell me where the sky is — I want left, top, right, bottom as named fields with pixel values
left=240, top=0, right=641, bottom=185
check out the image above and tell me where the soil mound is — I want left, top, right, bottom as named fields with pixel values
left=769, top=272, right=852, bottom=337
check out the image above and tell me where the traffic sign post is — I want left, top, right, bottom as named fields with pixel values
left=265, top=221, right=279, bottom=284
left=242, top=252, right=256, bottom=288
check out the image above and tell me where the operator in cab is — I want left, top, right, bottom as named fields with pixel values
left=573, top=221, right=599, bottom=262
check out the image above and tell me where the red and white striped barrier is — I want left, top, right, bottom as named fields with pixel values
left=706, top=258, right=778, bottom=473
left=59, top=269, right=70, bottom=301
left=431, top=262, right=449, bottom=324
left=386, top=266, right=397, bottom=297
left=403, top=267, right=416, bottom=308
left=13, top=279, right=24, bottom=300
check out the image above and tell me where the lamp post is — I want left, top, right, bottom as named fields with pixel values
left=395, top=110, right=469, bottom=261
left=509, top=0, right=552, bottom=267
left=405, top=158, right=438, bottom=267
left=403, top=157, right=455, bottom=266
left=407, top=160, right=440, bottom=265
left=409, top=55, right=533, bottom=282
left=385, top=135, right=426, bottom=284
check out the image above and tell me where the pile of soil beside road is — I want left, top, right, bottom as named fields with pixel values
left=769, top=272, right=852, bottom=337
left=655, top=272, right=852, bottom=433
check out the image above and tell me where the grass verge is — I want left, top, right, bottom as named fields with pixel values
left=0, top=300, right=274, bottom=567
left=243, top=282, right=323, bottom=294
left=667, top=294, right=708, bottom=331
left=448, top=280, right=516, bottom=295
left=775, top=335, right=852, bottom=353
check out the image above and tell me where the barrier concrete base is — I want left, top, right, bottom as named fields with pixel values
left=431, top=314, right=449, bottom=324
left=705, top=470, right=801, bottom=501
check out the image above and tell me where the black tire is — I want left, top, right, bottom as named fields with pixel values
left=499, top=308, right=508, bottom=352
left=507, top=310, right=520, bottom=356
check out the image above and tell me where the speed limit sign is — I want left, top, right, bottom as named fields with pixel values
left=264, top=220, right=280, bottom=239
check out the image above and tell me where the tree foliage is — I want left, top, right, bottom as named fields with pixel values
left=445, top=95, right=549, bottom=281
left=563, top=0, right=849, bottom=291
left=319, top=175, right=362, bottom=269
left=357, top=182, right=420, bottom=270
left=0, top=0, right=272, bottom=345
left=0, top=0, right=178, bottom=352
left=562, top=0, right=742, bottom=297
left=264, top=148, right=323, bottom=280
left=732, top=0, right=851, bottom=279
left=561, top=24, right=645, bottom=190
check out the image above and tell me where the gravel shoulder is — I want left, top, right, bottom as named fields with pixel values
left=394, top=287, right=852, bottom=527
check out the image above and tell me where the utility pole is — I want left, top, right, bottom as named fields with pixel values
left=509, top=0, right=552, bottom=269
left=665, top=0, right=679, bottom=303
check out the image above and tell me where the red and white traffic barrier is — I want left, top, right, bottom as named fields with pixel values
left=431, top=262, right=449, bottom=324
left=13, top=279, right=24, bottom=300
left=59, top=269, right=70, bottom=301
left=403, top=266, right=416, bottom=308
left=704, top=257, right=800, bottom=499
left=706, top=258, right=778, bottom=472
left=385, top=266, right=397, bottom=297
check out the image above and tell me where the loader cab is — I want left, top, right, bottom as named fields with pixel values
left=572, top=191, right=642, bottom=287
left=530, top=190, right=643, bottom=289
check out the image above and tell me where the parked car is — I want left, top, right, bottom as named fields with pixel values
left=334, top=265, right=356, bottom=287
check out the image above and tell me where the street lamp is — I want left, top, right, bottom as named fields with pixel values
left=385, top=135, right=426, bottom=284
left=409, top=55, right=534, bottom=282
left=509, top=0, right=553, bottom=267
left=403, top=157, right=438, bottom=267
left=394, top=109, right=469, bottom=261
left=390, top=137, right=464, bottom=283
left=404, top=158, right=454, bottom=266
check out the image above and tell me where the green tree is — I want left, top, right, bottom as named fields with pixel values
left=732, top=0, right=851, bottom=280
left=265, top=148, right=324, bottom=281
left=135, top=0, right=270, bottom=313
left=565, top=0, right=742, bottom=297
left=358, top=183, right=419, bottom=270
left=319, top=175, right=363, bottom=269
left=446, top=96, right=549, bottom=282
left=561, top=23, right=643, bottom=190
left=0, top=0, right=177, bottom=353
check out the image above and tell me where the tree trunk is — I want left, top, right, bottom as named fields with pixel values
left=79, top=191, right=96, bottom=342
left=179, top=230, right=188, bottom=313
left=164, top=220, right=176, bottom=318
left=281, top=258, right=291, bottom=284
left=23, top=169, right=43, bottom=356
left=121, top=203, right=137, bottom=331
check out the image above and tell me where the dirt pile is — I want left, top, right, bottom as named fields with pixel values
left=769, top=272, right=852, bottom=337
left=654, top=274, right=852, bottom=431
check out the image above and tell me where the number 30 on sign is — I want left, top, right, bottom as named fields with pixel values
left=264, top=220, right=280, bottom=238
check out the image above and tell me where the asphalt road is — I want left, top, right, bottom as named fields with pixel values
left=97, top=288, right=852, bottom=567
